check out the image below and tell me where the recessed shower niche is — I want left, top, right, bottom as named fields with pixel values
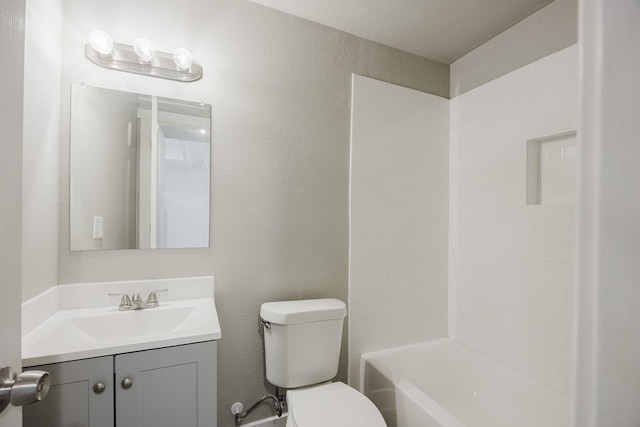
left=526, top=131, right=578, bottom=205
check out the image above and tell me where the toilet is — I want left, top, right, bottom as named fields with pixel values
left=260, top=298, right=386, bottom=427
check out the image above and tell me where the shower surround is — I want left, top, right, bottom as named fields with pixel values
left=348, top=75, right=450, bottom=386
left=450, top=45, right=578, bottom=395
left=349, top=44, right=578, bottom=397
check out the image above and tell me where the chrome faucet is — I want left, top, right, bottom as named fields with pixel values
left=109, top=289, right=168, bottom=311
left=109, top=293, right=132, bottom=310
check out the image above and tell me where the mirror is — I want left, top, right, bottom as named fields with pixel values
left=70, top=84, right=211, bottom=251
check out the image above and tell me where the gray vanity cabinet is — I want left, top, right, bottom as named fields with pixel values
left=115, top=341, right=216, bottom=427
left=24, top=341, right=217, bottom=427
left=23, top=356, right=114, bottom=427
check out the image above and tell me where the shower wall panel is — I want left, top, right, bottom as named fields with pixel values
left=348, top=75, right=449, bottom=386
left=450, top=45, right=578, bottom=395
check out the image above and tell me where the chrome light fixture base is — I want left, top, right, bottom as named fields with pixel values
left=85, top=42, right=202, bottom=82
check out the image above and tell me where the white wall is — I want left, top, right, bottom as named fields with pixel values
left=22, top=0, right=61, bottom=301
left=348, top=75, right=449, bottom=386
left=450, top=45, right=578, bottom=394
left=575, top=0, right=640, bottom=425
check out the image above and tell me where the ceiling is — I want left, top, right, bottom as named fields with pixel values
left=249, top=0, right=556, bottom=64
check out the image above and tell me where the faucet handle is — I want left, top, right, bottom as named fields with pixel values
left=146, top=289, right=168, bottom=307
left=109, top=293, right=132, bottom=310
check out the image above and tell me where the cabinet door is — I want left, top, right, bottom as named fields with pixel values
left=23, top=356, right=114, bottom=427
left=115, top=341, right=216, bottom=427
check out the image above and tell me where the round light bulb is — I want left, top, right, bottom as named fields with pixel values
left=89, top=30, right=113, bottom=56
left=133, top=38, right=155, bottom=62
left=173, top=48, right=193, bottom=71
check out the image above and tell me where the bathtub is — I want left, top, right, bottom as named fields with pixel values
left=360, top=338, right=570, bottom=427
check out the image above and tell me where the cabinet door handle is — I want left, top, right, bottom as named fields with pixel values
left=121, top=378, right=133, bottom=390
left=93, top=382, right=106, bottom=394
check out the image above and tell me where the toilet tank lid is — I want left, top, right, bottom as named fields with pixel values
left=260, top=299, right=346, bottom=325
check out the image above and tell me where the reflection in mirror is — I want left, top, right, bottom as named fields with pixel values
left=70, top=84, right=211, bottom=251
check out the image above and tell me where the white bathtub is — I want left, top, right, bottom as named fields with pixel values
left=360, top=338, right=570, bottom=427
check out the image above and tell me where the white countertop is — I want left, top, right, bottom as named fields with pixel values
left=22, top=276, right=221, bottom=367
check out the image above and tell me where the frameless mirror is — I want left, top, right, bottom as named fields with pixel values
left=70, top=84, right=211, bottom=251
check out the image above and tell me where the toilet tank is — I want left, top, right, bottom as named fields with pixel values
left=260, top=299, right=347, bottom=389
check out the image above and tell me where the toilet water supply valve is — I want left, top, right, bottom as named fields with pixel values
left=232, top=389, right=285, bottom=425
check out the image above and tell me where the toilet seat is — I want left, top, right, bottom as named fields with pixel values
left=286, top=382, right=386, bottom=427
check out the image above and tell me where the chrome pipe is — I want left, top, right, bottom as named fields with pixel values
left=234, top=394, right=282, bottom=425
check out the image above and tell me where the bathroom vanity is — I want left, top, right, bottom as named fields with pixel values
left=24, top=341, right=215, bottom=427
left=21, top=277, right=220, bottom=427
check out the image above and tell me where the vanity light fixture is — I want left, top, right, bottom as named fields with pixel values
left=133, top=38, right=156, bottom=63
left=85, top=31, right=202, bottom=82
left=173, top=48, right=194, bottom=71
left=89, top=30, right=114, bottom=56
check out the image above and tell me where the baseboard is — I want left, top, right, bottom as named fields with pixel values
left=242, top=413, right=288, bottom=427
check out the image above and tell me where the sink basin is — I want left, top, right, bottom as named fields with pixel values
left=22, top=297, right=221, bottom=367
left=70, top=306, right=198, bottom=341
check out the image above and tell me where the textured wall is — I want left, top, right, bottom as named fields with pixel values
left=450, top=0, right=577, bottom=97
left=349, top=75, right=449, bottom=387
left=450, top=45, right=578, bottom=394
left=22, top=0, right=61, bottom=302
left=20, top=0, right=450, bottom=425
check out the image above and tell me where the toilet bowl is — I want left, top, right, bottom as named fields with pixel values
left=285, top=382, right=386, bottom=427
left=260, top=299, right=386, bottom=427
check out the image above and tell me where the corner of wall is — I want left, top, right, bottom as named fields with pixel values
left=450, top=0, right=578, bottom=98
